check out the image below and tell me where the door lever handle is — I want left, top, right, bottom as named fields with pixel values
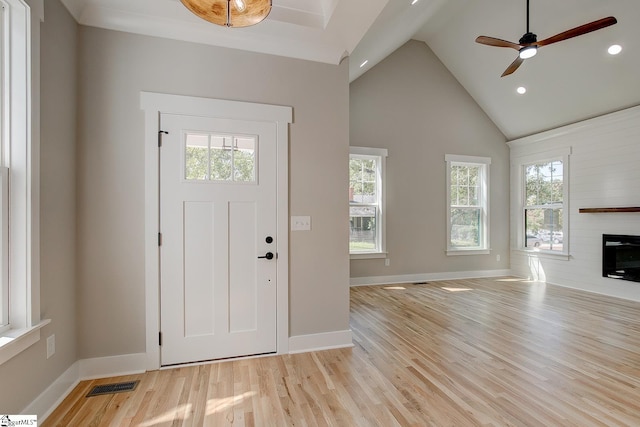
left=258, top=252, right=274, bottom=260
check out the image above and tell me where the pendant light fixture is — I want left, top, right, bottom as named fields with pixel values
left=181, top=0, right=272, bottom=27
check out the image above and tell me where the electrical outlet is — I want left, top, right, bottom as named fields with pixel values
left=496, top=254, right=501, bottom=262
left=385, top=258, right=390, bottom=267
left=46, top=334, right=55, bottom=359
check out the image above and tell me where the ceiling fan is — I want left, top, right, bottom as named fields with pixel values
left=475, top=0, right=617, bottom=77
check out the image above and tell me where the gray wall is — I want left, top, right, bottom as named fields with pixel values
left=2, top=1, right=350, bottom=411
left=0, top=0, right=78, bottom=413
left=350, top=40, right=510, bottom=280
left=76, top=27, right=351, bottom=357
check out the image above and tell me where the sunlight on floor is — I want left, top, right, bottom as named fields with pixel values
left=529, top=282, right=547, bottom=305
left=441, top=287, right=473, bottom=292
left=527, top=255, right=547, bottom=282
left=206, top=391, right=256, bottom=415
left=138, top=391, right=256, bottom=426
left=384, top=286, right=406, bottom=290
left=138, top=403, right=193, bottom=426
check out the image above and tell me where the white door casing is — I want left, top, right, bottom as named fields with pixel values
left=141, top=93, right=292, bottom=370
left=160, top=114, right=277, bottom=365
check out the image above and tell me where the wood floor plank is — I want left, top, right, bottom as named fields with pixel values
left=43, top=278, right=640, bottom=426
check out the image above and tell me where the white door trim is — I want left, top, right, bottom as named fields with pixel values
left=140, top=92, right=292, bottom=370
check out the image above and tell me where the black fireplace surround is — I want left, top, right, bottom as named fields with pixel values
left=603, top=234, right=640, bottom=283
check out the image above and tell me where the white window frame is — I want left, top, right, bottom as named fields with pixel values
left=349, top=146, right=387, bottom=259
left=515, top=148, right=570, bottom=259
left=446, top=154, right=491, bottom=255
left=0, top=0, right=48, bottom=366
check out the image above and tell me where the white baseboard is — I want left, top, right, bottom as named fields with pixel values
left=23, top=362, right=80, bottom=421
left=78, top=352, right=147, bottom=380
left=288, top=330, right=353, bottom=354
left=24, top=352, right=147, bottom=422
left=350, top=269, right=512, bottom=287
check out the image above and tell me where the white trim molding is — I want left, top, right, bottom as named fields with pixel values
left=0, top=319, right=49, bottom=365
left=350, top=270, right=512, bottom=287
left=0, top=0, right=45, bottom=365
left=140, top=92, right=292, bottom=370
left=445, top=154, right=491, bottom=255
left=288, top=330, right=353, bottom=354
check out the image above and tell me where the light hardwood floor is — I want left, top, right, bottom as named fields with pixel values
left=43, top=278, right=640, bottom=426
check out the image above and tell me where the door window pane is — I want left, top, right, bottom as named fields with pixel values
left=185, top=133, right=256, bottom=183
left=209, top=136, right=233, bottom=181
left=232, top=137, right=256, bottom=182
left=185, top=134, right=210, bottom=180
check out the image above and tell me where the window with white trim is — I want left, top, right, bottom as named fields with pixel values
left=349, top=147, right=387, bottom=257
left=522, top=158, right=566, bottom=253
left=0, top=2, right=6, bottom=330
left=446, top=155, right=490, bottom=255
left=0, top=0, right=46, bottom=365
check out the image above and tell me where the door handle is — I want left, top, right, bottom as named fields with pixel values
left=258, top=252, right=274, bottom=260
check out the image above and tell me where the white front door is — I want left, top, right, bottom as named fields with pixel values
left=159, top=113, right=277, bottom=366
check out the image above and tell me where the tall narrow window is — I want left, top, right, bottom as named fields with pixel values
left=523, top=159, right=564, bottom=252
left=0, top=0, right=8, bottom=331
left=1, top=0, right=47, bottom=366
left=446, top=155, right=490, bottom=254
left=349, top=147, right=387, bottom=256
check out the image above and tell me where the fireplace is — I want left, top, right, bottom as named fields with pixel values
left=602, top=234, right=640, bottom=283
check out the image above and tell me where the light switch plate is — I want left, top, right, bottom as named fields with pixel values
left=291, top=216, right=311, bottom=231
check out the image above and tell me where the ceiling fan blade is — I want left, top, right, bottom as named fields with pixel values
left=536, top=16, right=617, bottom=47
left=476, top=36, right=522, bottom=50
left=501, top=56, right=524, bottom=77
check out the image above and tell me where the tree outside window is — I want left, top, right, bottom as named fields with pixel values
left=349, top=147, right=387, bottom=255
left=524, top=160, right=564, bottom=251
left=446, top=155, right=490, bottom=254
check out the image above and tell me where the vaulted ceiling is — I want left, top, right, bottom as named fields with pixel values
left=60, top=0, right=640, bottom=139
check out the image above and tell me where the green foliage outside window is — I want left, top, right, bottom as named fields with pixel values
left=450, top=164, right=482, bottom=248
left=185, top=136, right=255, bottom=182
left=524, top=161, right=563, bottom=235
left=349, top=156, right=379, bottom=252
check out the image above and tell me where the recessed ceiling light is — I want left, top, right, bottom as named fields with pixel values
left=360, top=60, right=369, bottom=68
left=608, top=44, right=622, bottom=55
left=517, top=87, right=527, bottom=95
left=411, top=0, right=419, bottom=5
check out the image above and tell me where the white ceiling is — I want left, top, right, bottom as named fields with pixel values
left=60, top=0, right=640, bottom=140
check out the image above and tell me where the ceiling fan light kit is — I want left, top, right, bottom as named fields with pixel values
left=519, top=46, right=537, bottom=59
left=476, top=0, right=617, bottom=77
left=181, top=0, right=272, bottom=27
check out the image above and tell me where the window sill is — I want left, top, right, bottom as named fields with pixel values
left=446, top=249, right=490, bottom=256
left=514, top=249, right=570, bottom=261
left=350, top=252, right=388, bottom=260
left=0, top=319, right=51, bottom=365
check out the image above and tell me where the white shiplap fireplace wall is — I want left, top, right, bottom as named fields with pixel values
left=509, top=105, right=640, bottom=302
